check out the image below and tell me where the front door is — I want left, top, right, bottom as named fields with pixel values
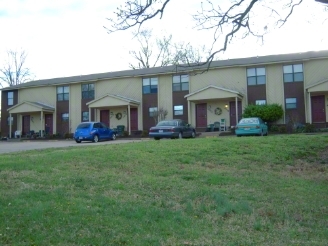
left=100, top=110, right=110, bottom=127
left=22, top=115, right=30, bottom=135
left=45, top=114, right=53, bottom=135
left=229, top=101, right=242, bottom=127
left=130, top=108, right=138, bottom=131
left=311, top=95, right=326, bottom=123
left=196, top=103, right=207, bottom=128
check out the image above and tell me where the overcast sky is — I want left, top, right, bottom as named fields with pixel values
left=0, top=0, right=327, bottom=81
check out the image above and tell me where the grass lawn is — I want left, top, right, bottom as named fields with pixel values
left=0, top=134, right=328, bottom=245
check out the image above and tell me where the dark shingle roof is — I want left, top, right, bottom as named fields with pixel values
left=2, top=50, right=328, bottom=91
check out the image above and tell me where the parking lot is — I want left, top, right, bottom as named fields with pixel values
left=0, top=139, right=146, bottom=154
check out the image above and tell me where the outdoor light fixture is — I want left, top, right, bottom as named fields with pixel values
left=224, top=104, right=229, bottom=111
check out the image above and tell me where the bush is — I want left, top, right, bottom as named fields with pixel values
left=64, top=133, right=74, bottom=139
left=279, top=125, right=287, bottom=133
left=141, top=130, right=148, bottom=137
left=304, top=123, right=316, bottom=133
left=270, top=125, right=279, bottom=133
left=123, top=131, right=129, bottom=137
left=243, top=104, right=284, bottom=123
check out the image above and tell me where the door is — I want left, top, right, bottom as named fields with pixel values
left=311, top=95, right=326, bottom=123
left=130, top=108, right=138, bottom=131
left=229, top=101, right=242, bottom=127
left=196, top=103, right=207, bottom=128
left=45, top=114, right=53, bottom=135
left=100, top=110, right=110, bottom=127
left=22, top=115, right=30, bottom=135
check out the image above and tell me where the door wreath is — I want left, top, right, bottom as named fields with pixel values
left=115, top=112, right=122, bottom=120
left=214, top=107, right=222, bottom=115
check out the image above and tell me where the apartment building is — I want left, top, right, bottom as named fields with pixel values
left=1, top=50, right=328, bottom=138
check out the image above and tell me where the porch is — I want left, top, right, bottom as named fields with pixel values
left=185, top=85, right=244, bottom=132
left=306, top=79, right=328, bottom=126
left=7, top=101, right=55, bottom=138
left=87, top=94, right=141, bottom=135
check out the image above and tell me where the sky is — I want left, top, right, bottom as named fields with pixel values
left=0, top=0, right=328, bottom=81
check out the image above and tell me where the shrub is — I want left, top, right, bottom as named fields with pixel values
left=141, top=130, right=148, bottom=137
left=278, top=125, right=287, bottom=133
left=270, top=125, right=279, bottom=133
left=242, top=104, right=284, bottom=123
left=64, top=133, right=74, bottom=139
left=123, top=131, right=129, bottom=137
left=304, top=123, right=316, bottom=133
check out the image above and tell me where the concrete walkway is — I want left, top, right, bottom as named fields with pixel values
left=0, top=139, right=147, bottom=154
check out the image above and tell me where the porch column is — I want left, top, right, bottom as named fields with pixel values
left=9, top=113, right=12, bottom=139
left=40, top=111, right=44, bottom=137
left=128, top=105, right=131, bottom=135
left=89, top=107, right=91, bottom=121
left=188, top=100, right=191, bottom=124
left=308, top=92, right=312, bottom=124
left=235, top=96, right=238, bottom=126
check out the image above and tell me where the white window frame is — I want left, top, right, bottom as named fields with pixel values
left=174, top=105, right=184, bottom=115
left=285, top=98, right=297, bottom=109
left=255, top=100, right=266, bottom=105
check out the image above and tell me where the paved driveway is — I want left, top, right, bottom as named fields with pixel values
left=0, top=139, right=146, bottom=154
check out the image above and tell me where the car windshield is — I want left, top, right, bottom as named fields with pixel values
left=239, top=118, right=259, bottom=124
left=77, top=123, right=91, bottom=129
left=157, top=121, right=178, bottom=126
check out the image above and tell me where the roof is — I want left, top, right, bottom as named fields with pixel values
left=86, top=94, right=140, bottom=106
left=184, top=85, right=244, bottom=99
left=7, top=101, right=55, bottom=112
left=2, top=49, right=328, bottom=91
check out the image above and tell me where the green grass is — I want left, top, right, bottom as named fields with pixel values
left=1, top=134, right=328, bottom=245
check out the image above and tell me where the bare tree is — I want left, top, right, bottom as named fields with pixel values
left=129, top=29, right=172, bottom=69
left=105, top=0, right=327, bottom=67
left=0, top=49, right=33, bottom=87
left=152, top=107, right=168, bottom=124
left=129, top=29, right=208, bottom=69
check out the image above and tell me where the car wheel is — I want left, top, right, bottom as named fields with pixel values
left=259, top=131, right=264, bottom=136
left=112, top=133, right=116, bottom=140
left=154, top=137, right=160, bottom=140
left=75, top=140, right=81, bottom=143
left=191, top=131, right=196, bottom=138
left=236, top=135, right=241, bottom=137
left=93, top=135, right=99, bottom=143
left=178, top=132, right=183, bottom=139
left=265, top=131, right=268, bottom=136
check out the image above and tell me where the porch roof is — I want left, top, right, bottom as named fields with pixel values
left=306, top=79, right=328, bottom=93
left=184, top=85, right=244, bottom=101
left=8, top=101, right=55, bottom=114
left=87, top=94, right=140, bottom=108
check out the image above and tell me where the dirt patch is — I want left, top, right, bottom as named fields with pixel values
left=284, top=147, right=328, bottom=181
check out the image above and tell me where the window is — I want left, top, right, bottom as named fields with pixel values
left=143, top=78, right=158, bottom=94
left=82, top=111, right=89, bottom=122
left=82, top=83, right=95, bottom=99
left=7, top=92, right=14, bottom=106
left=255, top=100, right=266, bottom=105
left=283, top=64, right=303, bottom=82
left=149, top=107, right=158, bottom=117
left=174, top=105, right=183, bottom=115
left=61, top=113, right=69, bottom=122
left=57, top=86, right=69, bottom=101
left=94, top=122, right=102, bottom=128
left=7, top=116, right=13, bottom=125
left=247, top=67, right=266, bottom=85
left=173, top=75, right=189, bottom=91
left=285, top=98, right=297, bottom=109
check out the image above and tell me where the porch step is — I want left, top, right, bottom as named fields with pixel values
left=198, top=132, right=220, bottom=138
left=198, top=131, right=233, bottom=138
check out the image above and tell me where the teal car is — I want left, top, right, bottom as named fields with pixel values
left=235, top=117, right=268, bottom=137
